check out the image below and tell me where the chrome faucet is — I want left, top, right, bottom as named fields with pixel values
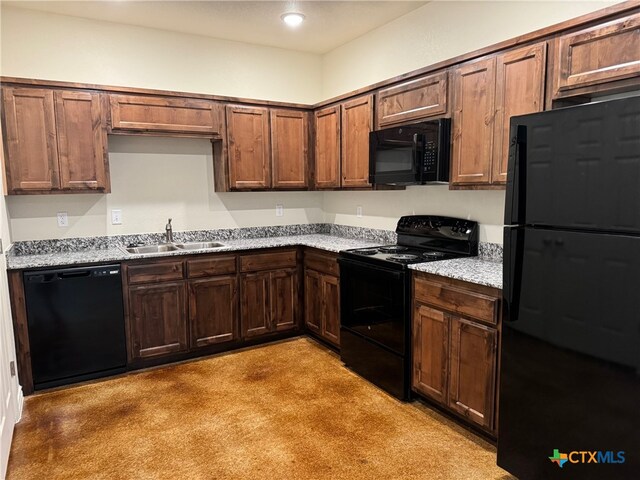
left=165, top=218, right=173, bottom=243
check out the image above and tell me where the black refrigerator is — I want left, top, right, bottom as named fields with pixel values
left=497, top=97, right=640, bottom=480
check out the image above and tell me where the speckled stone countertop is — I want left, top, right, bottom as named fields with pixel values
left=409, top=257, right=503, bottom=289
left=5, top=234, right=380, bottom=271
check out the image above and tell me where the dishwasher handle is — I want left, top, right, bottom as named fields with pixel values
left=58, top=270, right=92, bottom=279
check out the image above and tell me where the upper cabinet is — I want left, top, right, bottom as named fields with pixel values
left=376, top=71, right=448, bottom=128
left=451, top=42, right=546, bottom=187
left=109, top=94, right=224, bottom=136
left=313, top=105, right=341, bottom=188
left=341, top=94, right=373, bottom=188
left=270, top=109, right=309, bottom=189
left=2, top=87, right=109, bottom=194
left=226, top=105, right=271, bottom=189
left=313, top=94, right=373, bottom=189
left=223, top=105, right=310, bottom=191
left=552, top=13, right=640, bottom=100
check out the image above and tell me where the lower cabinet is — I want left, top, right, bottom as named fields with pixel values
left=239, top=250, right=300, bottom=339
left=129, top=281, right=188, bottom=359
left=303, top=249, right=340, bottom=347
left=412, top=273, right=500, bottom=434
left=188, top=276, right=238, bottom=348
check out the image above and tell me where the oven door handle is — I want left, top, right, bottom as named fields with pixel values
left=338, top=257, right=405, bottom=279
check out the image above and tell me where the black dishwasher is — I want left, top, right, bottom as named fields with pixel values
left=24, top=264, right=127, bottom=390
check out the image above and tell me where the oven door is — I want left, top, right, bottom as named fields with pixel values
left=338, top=257, right=409, bottom=355
left=369, top=128, right=422, bottom=185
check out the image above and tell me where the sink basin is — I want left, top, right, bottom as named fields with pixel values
left=174, top=241, right=225, bottom=250
left=123, top=244, right=180, bottom=254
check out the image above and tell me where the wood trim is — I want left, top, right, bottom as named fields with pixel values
left=7, top=270, right=33, bottom=395
left=0, top=77, right=312, bottom=110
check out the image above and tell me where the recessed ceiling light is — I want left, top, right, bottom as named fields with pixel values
left=281, top=12, right=305, bottom=28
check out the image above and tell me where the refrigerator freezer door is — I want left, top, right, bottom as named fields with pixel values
left=505, top=96, right=640, bottom=232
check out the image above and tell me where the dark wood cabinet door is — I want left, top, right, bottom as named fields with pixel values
left=240, top=271, right=271, bottom=338
left=109, top=94, right=223, bottom=136
left=341, top=94, right=373, bottom=188
left=412, top=303, right=449, bottom=404
left=313, top=105, right=341, bottom=188
left=448, top=315, right=497, bottom=431
left=451, top=57, right=496, bottom=185
left=271, top=109, right=308, bottom=189
left=492, top=43, right=546, bottom=184
left=54, top=90, right=109, bottom=191
left=376, top=71, right=448, bottom=128
left=226, top=105, right=271, bottom=189
left=188, top=276, right=238, bottom=348
left=321, top=274, right=340, bottom=346
left=129, top=282, right=188, bottom=360
left=555, top=13, right=640, bottom=97
left=304, top=269, right=322, bottom=334
left=2, top=87, right=60, bottom=192
left=270, top=268, right=298, bottom=332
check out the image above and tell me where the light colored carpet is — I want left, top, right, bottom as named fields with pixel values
left=8, top=337, right=513, bottom=479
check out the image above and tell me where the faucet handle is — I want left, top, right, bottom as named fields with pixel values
left=166, top=218, right=172, bottom=227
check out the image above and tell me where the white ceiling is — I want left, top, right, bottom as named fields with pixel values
left=4, top=1, right=429, bottom=54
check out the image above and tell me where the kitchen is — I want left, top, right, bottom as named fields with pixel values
left=2, top=2, right=638, bottom=478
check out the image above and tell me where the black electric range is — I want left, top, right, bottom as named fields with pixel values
left=338, top=215, right=478, bottom=400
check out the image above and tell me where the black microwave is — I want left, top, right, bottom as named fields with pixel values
left=369, top=118, right=451, bottom=185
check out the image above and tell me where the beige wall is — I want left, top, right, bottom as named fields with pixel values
left=6, top=136, right=324, bottom=241
left=0, top=6, right=322, bottom=104
left=321, top=0, right=619, bottom=99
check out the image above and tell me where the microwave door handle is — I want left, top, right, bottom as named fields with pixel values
left=413, top=133, right=423, bottom=183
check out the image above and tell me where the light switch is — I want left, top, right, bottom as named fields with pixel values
left=276, top=204, right=284, bottom=217
left=111, top=209, right=123, bottom=225
left=57, top=212, right=68, bottom=227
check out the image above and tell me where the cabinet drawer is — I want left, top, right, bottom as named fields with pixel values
left=304, top=250, right=339, bottom=276
left=187, top=256, right=237, bottom=278
left=240, top=250, right=297, bottom=272
left=414, top=278, right=498, bottom=325
left=127, top=261, right=185, bottom=284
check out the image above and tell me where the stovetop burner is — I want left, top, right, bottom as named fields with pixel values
left=423, top=251, right=446, bottom=259
left=357, top=248, right=379, bottom=255
left=378, top=246, right=408, bottom=253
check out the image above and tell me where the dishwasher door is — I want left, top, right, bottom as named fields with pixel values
left=24, top=265, right=127, bottom=389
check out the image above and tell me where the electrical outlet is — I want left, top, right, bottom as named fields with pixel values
left=57, top=212, right=68, bottom=227
left=356, top=206, right=363, bottom=218
left=111, top=209, right=123, bottom=225
left=276, top=204, right=284, bottom=217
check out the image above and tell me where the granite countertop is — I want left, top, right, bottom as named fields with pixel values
left=6, top=225, right=503, bottom=289
left=5, top=234, right=379, bottom=271
left=409, top=257, right=503, bottom=289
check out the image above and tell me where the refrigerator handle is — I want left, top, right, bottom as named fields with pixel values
left=503, top=227, right=524, bottom=323
left=504, top=124, right=527, bottom=225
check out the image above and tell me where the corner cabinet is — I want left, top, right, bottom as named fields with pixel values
left=2, top=87, right=109, bottom=194
left=412, top=273, right=501, bottom=434
left=303, top=248, right=340, bottom=347
left=313, top=94, right=373, bottom=189
left=451, top=42, right=546, bottom=187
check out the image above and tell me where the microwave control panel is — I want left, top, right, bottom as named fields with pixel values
left=423, top=141, right=438, bottom=173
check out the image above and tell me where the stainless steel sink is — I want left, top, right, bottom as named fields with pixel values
left=174, top=241, right=225, bottom=250
left=123, top=244, right=180, bottom=254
